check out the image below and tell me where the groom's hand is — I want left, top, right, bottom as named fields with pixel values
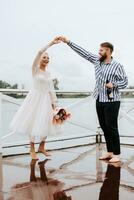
left=105, top=82, right=113, bottom=89
left=59, top=36, right=70, bottom=44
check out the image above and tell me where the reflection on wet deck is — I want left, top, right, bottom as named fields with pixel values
left=0, top=144, right=134, bottom=200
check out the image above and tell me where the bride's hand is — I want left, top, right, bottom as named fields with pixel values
left=50, top=37, right=61, bottom=45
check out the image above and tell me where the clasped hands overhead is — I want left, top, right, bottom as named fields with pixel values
left=50, top=36, right=70, bottom=45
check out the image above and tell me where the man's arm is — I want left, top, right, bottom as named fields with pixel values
left=113, top=65, right=128, bottom=89
left=60, top=36, right=99, bottom=64
left=68, top=41, right=99, bottom=64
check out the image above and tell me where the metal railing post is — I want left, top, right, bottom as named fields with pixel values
left=96, top=126, right=102, bottom=144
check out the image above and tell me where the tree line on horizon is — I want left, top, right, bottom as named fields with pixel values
left=0, top=79, right=59, bottom=90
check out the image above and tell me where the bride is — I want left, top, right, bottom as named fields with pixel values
left=10, top=37, right=61, bottom=160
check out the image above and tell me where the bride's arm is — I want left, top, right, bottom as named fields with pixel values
left=32, top=37, right=61, bottom=75
left=32, top=45, right=50, bottom=75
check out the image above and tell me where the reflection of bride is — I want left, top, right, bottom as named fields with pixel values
left=8, top=159, right=72, bottom=200
left=99, top=163, right=121, bottom=200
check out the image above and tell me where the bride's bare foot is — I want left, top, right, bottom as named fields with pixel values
left=30, top=151, right=39, bottom=160
left=29, top=142, right=38, bottom=160
left=38, top=141, right=51, bottom=157
left=38, top=149, right=51, bottom=157
left=38, top=158, right=51, bottom=165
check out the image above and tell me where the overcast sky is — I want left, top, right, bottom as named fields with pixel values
left=0, top=0, right=134, bottom=90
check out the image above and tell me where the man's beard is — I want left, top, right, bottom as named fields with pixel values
left=99, top=53, right=107, bottom=62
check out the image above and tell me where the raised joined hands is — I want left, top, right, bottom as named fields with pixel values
left=51, top=36, right=70, bottom=45
left=59, top=36, right=70, bottom=43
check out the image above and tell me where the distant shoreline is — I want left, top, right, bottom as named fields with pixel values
left=5, top=93, right=134, bottom=99
left=1, top=88, right=134, bottom=98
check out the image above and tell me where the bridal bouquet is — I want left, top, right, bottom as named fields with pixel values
left=53, top=108, right=71, bottom=125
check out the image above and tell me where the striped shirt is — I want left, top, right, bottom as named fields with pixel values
left=67, top=41, right=128, bottom=102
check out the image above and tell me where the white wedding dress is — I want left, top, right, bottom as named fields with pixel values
left=10, top=69, right=60, bottom=142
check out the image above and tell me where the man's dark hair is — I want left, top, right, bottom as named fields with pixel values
left=100, top=42, right=114, bottom=53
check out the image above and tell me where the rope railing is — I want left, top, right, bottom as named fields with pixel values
left=2, top=131, right=134, bottom=149
left=0, top=93, right=21, bottom=106
left=2, top=134, right=97, bottom=149
left=0, top=88, right=134, bottom=93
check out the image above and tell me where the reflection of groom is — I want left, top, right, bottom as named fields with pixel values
left=99, top=164, right=121, bottom=200
left=55, top=36, right=128, bottom=163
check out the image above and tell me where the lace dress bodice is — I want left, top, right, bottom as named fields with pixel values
left=32, top=69, right=57, bottom=105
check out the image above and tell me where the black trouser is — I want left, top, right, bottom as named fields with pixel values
left=96, top=99, right=120, bottom=155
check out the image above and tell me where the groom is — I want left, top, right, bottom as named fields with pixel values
left=53, top=36, right=128, bottom=163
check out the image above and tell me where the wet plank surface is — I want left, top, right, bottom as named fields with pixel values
left=0, top=144, right=134, bottom=200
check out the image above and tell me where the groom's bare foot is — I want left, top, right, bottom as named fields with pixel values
left=30, top=151, right=39, bottom=160
left=109, top=162, right=121, bottom=168
left=109, top=155, right=120, bottom=163
left=99, top=152, right=113, bottom=160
